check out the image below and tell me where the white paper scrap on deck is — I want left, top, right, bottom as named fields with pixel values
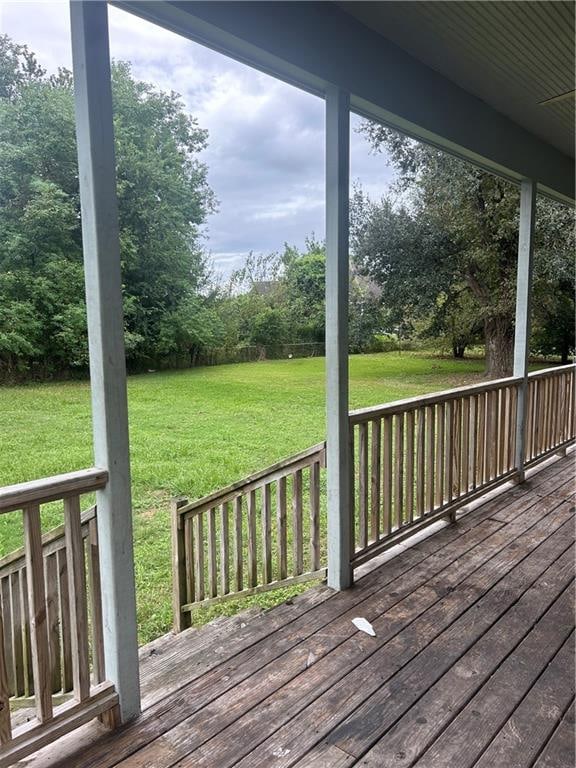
left=352, top=617, right=376, bottom=636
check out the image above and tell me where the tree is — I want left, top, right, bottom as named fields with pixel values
left=283, top=238, right=326, bottom=343
left=357, top=124, right=575, bottom=377
left=0, top=35, right=216, bottom=378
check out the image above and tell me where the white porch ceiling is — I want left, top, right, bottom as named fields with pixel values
left=339, top=1, right=575, bottom=159
left=115, top=1, right=575, bottom=202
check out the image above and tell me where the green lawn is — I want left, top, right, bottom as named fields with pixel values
left=0, top=352, right=486, bottom=642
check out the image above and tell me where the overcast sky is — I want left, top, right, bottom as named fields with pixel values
left=0, top=1, right=395, bottom=275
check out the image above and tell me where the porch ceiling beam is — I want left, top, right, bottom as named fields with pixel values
left=114, top=0, right=574, bottom=204
left=70, top=0, right=141, bottom=721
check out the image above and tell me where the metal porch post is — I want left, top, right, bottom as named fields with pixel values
left=70, top=0, right=141, bottom=721
left=513, top=179, right=537, bottom=483
left=325, top=86, right=353, bottom=590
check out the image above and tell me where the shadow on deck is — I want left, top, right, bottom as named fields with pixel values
left=21, top=454, right=575, bottom=768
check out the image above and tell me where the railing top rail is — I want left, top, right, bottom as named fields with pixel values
left=528, top=364, right=576, bottom=379
left=179, top=442, right=326, bottom=518
left=0, top=505, right=97, bottom=574
left=0, top=468, right=108, bottom=515
left=349, top=374, right=523, bottom=424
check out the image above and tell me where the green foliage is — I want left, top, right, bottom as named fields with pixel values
left=0, top=35, right=217, bottom=379
left=221, top=236, right=384, bottom=352
left=356, top=124, right=575, bottom=376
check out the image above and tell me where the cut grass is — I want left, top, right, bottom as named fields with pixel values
left=0, top=352, right=487, bottom=642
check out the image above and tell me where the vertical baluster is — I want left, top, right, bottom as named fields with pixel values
left=0, top=578, right=14, bottom=698
left=23, top=504, right=52, bottom=722
left=20, top=569, right=33, bottom=698
left=545, top=375, right=551, bottom=450
left=277, top=478, right=287, bottom=580
left=512, top=385, right=519, bottom=470
left=468, top=395, right=477, bottom=489
left=87, top=518, right=105, bottom=683
left=528, top=379, right=535, bottom=461
left=452, top=398, right=461, bottom=498
left=194, top=512, right=205, bottom=601
left=552, top=374, right=559, bottom=447
left=292, top=470, right=303, bottom=576
left=10, top=571, right=24, bottom=697
left=541, top=376, right=549, bottom=453
left=445, top=400, right=454, bottom=502
left=220, top=502, right=230, bottom=595
left=416, top=407, right=426, bottom=518
left=207, top=508, right=218, bottom=598
left=358, top=422, right=369, bottom=549
left=247, top=490, right=258, bottom=588
left=183, top=517, right=195, bottom=605
left=0, top=607, right=10, bottom=745
left=557, top=373, right=565, bottom=445
left=262, top=486, right=272, bottom=585
left=566, top=372, right=572, bottom=442
left=426, top=405, right=435, bottom=513
left=485, top=391, right=493, bottom=481
left=461, top=396, right=467, bottom=489
left=540, top=378, right=547, bottom=454
left=382, top=415, right=392, bottom=535
left=405, top=411, right=414, bottom=524
left=57, top=549, right=72, bottom=693
left=568, top=369, right=576, bottom=439
left=530, top=378, right=538, bottom=458
left=394, top=412, right=404, bottom=528
left=503, top=386, right=509, bottom=474
left=492, top=389, right=499, bottom=477
left=63, top=496, right=90, bottom=702
left=44, top=552, right=61, bottom=693
left=567, top=372, right=572, bottom=440
left=436, top=402, right=445, bottom=506
left=234, top=497, right=243, bottom=592
left=370, top=418, right=381, bottom=541
left=494, top=389, right=504, bottom=477
left=501, top=387, right=509, bottom=474
left=537, top=379, right=545, bottom=456
left=310, top=462, right=321, bottom=571
left=564, top=372, right=570, bottom=442
left=476, top=393, right=485, bottom=486
left=546, top=376, right=554, bottom=451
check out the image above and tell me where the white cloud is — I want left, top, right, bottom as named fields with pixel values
left=1, top=1, right=395, bottom=276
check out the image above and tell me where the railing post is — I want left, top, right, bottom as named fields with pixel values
left=513, top=179, right=536, bottom=483
left=325, top=86, right=353, bottom=590
left=171, top=498, right=191, bottom=633
left=70, top=0, right=140, bottom=721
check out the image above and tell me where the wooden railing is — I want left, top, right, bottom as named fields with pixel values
left=171, top=365, right=574, bottom=628
left=524, top=365, right=575, bottom=465
left=350, top=365, right=575, bottom=565
left=0, top=469, right=118, bottom=765
left=0, top=508, right=101, bottom=701
left=172, top=444, right=326, bottom=629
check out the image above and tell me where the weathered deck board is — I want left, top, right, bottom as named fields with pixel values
left=533, top=701, right=575, bottom=768
left=20, top=454, right=575, bottom=768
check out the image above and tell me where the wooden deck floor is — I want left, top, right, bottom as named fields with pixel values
left=23, top=454, right=575, bottom=768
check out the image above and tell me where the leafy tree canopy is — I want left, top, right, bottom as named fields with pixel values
left=354, top=124, right=575, bottom=376
left=0, top=34, right=217, bottom=378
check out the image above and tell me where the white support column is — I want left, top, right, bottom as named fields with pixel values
left=70, top=0, right=140, bottom=721
left=325, top=86, right=353, bottom=590
left=513, top=179, right=537, bottom=483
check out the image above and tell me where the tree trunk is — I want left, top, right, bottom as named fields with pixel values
left=484, top=315, right=514, bottom=379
